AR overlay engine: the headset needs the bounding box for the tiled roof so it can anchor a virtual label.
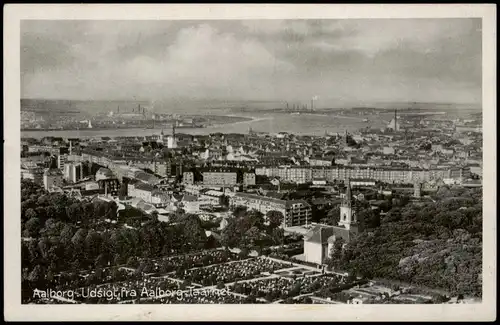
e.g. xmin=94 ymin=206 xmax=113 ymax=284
xmin=304 ymin=226 xmax=334 ymax=244
xmin=304 ymin=225 xmax=356 ymax=244
xmin=134 ymin=182 xmax=155 ymax=192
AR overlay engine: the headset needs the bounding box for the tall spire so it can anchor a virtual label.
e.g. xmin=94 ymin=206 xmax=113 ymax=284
xmin=343 ymin=179 xmax=352 ymax=207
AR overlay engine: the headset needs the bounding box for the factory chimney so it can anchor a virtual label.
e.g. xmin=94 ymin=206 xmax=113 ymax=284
xmin=395 ymin=109 xmax=398 ymax=131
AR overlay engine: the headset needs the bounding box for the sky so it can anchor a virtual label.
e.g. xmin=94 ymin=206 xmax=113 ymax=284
xmin=21 ymin=19 xmax=482 ymax=106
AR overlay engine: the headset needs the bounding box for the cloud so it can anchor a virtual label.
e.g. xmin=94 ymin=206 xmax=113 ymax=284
xmin=21 ymin=19 xmax=482 ymax=104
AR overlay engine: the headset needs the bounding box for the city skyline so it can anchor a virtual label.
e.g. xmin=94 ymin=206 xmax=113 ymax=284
xmin=21 ymin=19 xmax=482 ymax=105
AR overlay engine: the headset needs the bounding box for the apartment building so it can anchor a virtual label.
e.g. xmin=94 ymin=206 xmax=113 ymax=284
xmin=154 ymin=161 xmax=172 ymax=177
xmin=255 ymin=166 xmax=466 ymax=184
xmin=64 ymin=163 xmax=83 ymax=183
xmin=128 ymin=182 xmax=155 ymax=203
xmin=243 ymin=172 xmax=256 ymax=186
xmin=183 ymin=172 xmax=195 ymax=185
xmin=230 ymin=193 xmax=312 ymax=228
xmin=202 ymin=171 xmax=237 ymax=186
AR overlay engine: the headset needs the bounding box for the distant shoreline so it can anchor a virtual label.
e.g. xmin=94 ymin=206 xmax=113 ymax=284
xmin=21 ymin=115 xmax=254 ymax=132
xmin=20 ymin=115 xmax=265 ymax=139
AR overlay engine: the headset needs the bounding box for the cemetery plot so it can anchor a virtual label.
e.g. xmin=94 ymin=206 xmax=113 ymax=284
xmin=143 ymin=250 xmax=245 ymax=275
xmin=228 ymin=274 xmax=346 ymax=302
xmin=175 ymin=258 xmax=292 ymax=286
xmin=274 ymin=267 xmax=321 ymax=278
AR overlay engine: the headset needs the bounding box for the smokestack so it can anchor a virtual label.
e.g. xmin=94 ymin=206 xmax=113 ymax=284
xmin=311 ymin=99 xmax=314 ymax=111
xmin=395 ymin=109 xmax=397 ymax=131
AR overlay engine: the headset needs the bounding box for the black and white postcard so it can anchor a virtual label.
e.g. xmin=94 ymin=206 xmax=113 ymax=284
xmin=3 ymin=4 xmax=496 ymax=321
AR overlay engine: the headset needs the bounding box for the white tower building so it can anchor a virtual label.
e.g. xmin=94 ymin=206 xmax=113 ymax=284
xmin=338 ymin=180 xmax=356 ymax=230
xmin=167 ymin=125 xmax=178 ymax=149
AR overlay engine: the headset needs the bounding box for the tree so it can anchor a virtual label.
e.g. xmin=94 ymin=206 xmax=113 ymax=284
xmin=59 ymin=224 xmax=75 ymax=244
xmin=219 ymin=195 xmax=230 ymax=207
xmin=245 ymin=294 xmax=257 ymax=303
xmin=136 ymin=260 xmax=155 ymax=274
xmin=127 ymin=256 xmax=139 ymax=268
xmin=150 ymin=211 xmax=159 ymax=223
xmin=358 ymin=209 xmax=380 ymax=229
xmin=28 ymin=265 xmax=45 ymax=285
xmin=40 ymin=218 xmax=64 ymax=238
xmin=25 ymin=208 xmax=38 ymax=220
xmin=247 ymin=209 xmax=265 ymax=230
xmin=84 ymin=230 xmax=102 ymax=258
xmin=327 ymin=238 xmax=345 ymax=270
xmin=24 ymin=217 xmax=42 ymax=237
xmin=181 ymin=214 xmax=207 ymax=249
xmin=239 ymin=247 xmax=250 ymax=258
xmin=95 ymin=253 xmax=108 ymax=268
xmin=271 ymin=228 xmax=285 ymax=246
xmin=266 ymin=210 xmax=284 ymax=229
xmin=66 ymin=203 xmax=82 ymax=222
xmin=221 ymin=218 xmax=241 ymax=248
xmin=245 ymin=226 xmax=261 ymax=247
xmin=327 ymin=207 xmax=341 ymax=225
xmin=233 ymin=205 xmax=248 ymax=218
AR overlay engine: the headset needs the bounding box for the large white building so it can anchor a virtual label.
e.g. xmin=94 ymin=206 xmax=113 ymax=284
xmin=303 ymin=181 xmax=361 ymax=265
xmin=167 ymin=125 xmax=178 ymax=149
xmin=64 ymin=163 xmax=83 ymax=183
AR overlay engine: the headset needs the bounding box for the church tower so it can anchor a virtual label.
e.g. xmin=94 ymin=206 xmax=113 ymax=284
xmin=167 ymin=125 xmax=177 ymax=149
xmin=338 ymin=180 xmax=356 ymax=230
xmin=159 ymin=129 xmax=164 ymax=142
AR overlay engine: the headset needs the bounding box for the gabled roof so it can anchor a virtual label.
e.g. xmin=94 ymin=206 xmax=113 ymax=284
xmin=304 ymin=226 xmax=334 ymax=244
xmin=134 ymin=182 xmax=155 ymax=192
xmin=304 ymin=225 xmax=357 ymax=244
xmin=331 ymin=226 xmax=353 ymax=243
